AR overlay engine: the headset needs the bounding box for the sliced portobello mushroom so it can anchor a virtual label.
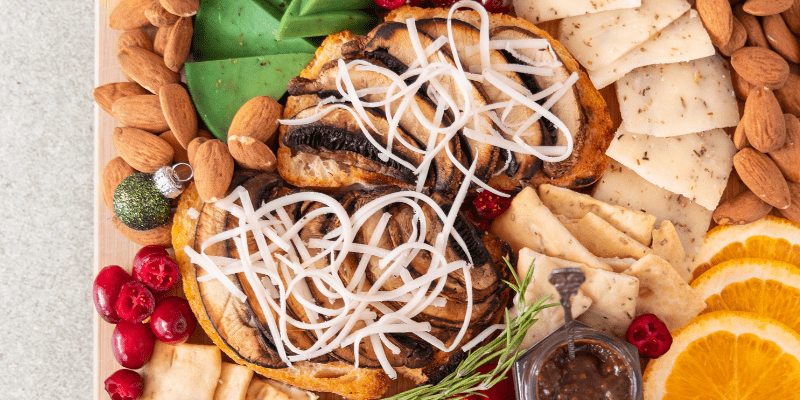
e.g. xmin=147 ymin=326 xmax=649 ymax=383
xmin=288 ymin=64 xmax=465 ymax=193
xmin=490 ymin=26 xmax=586 ymax=180
xmin=191 ymin=172 xmax=335 ymax=368
xmin=414 ymin=18 xmax=545 ymax=182
xmin=283 ymin=106 xmax=426 ymax=186
xmin=344 ymin=22 xmax=501 ymax=184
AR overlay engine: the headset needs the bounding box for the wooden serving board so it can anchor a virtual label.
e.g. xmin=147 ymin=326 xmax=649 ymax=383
xmin=93 ymin=2 xmax=743 ymax=399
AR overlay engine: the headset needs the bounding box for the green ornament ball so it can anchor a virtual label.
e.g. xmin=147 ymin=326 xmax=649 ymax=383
xmin=113 ymin=173 xmax=171 ymax=231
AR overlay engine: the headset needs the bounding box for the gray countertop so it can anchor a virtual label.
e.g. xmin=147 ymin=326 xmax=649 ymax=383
xmin=0 ymin=1 xmax=95 ymax=399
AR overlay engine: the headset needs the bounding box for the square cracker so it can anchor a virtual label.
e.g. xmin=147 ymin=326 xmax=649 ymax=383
xmin=622 ymin=253 xmax=706 ymax=331
xmin=538 ymin=184 xmax=656 ymax=246
xmin=142 ymin=342 xmax=222 ymax=400
xmin=490 ymin=187 xmax=611 ymax=271
xmin=516 ymin=248 xmax=593 ymax=349
xmin=651 ymin=220 xmax=691 ymax=282
xmin=214 ymin=362 xmax=254 ymax=400
xmin=557 ymin=213 xmax=651 ymax=263
xmin=525 ymin=252 xmax=639 ymax=338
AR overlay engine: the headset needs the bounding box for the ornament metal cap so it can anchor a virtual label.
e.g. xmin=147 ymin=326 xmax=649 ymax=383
xmin=153 ymin=163 xmax=193 ymax=199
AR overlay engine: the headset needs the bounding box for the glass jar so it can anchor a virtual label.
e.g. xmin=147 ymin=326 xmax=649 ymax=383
xmin=512 ymin=321 xmax=644 ymax=400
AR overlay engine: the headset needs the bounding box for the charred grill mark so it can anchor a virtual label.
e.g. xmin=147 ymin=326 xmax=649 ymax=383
xmin=284 ymin=125 xmax=418 ymax=182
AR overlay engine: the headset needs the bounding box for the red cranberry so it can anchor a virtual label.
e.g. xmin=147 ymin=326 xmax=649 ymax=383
xmin=93 ymin=265 xmax=134 ymax=324
xmin=115 ymin=281 xmax=156 ymax=324
xmin=626 ymin=314 xmax=673 ymax=358
xmin=479 ymin=0 xmax=510 ymax=13
xmin=112 ymin=320 xmax=156 ymax=369
xmin=150 ymin=296 xmax=197 ymax=345
xmin=374 ymin=0 xmax=425 ymax=9
xmin=104 ymin=369 xmax=143 ymax=400
xmin=132 ymin=245 xmax=180 ymax=292
xmin=473 ymin=188 xmax=512 ymax=219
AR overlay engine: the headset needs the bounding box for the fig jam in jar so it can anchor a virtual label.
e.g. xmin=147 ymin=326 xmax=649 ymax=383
xmin=536 ymin=339 xmax=632 ymax=400
xmin=511 ymin=321 xmax=643 ymax=400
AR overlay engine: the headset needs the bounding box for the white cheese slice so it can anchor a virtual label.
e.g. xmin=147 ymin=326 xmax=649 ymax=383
xmin=605 ymin=127 xmax=736 ymax=211
xmin=513 ymin=0 xmax=640 ymax=24
xmin=558 ymin=0 xmax=690 ymax=70
xmin=592 ymin=160 xmax=713 ymax=261
xmin=588 ymin=10 xmax=715 ymax=89
xmin=617 ymin=55 xmax=740 ymax=136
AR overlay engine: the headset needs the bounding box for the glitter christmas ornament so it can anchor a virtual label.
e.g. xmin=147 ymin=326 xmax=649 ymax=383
xmin=113 ymin=163 xmax=193 ymax=231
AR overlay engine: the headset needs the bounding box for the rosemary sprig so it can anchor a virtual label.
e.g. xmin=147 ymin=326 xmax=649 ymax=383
xmin=388 ymin=258 xmax=557 ymax=400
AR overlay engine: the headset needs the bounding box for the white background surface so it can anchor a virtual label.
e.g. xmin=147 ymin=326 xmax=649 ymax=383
xmin=0 ymin=1 xmax=95 ymax=398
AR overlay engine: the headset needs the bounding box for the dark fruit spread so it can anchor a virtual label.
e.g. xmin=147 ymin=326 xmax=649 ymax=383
xmin=537 ymin=339 xmax=632 ymax=400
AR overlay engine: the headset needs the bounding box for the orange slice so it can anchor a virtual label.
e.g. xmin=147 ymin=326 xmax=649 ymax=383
xmin=691 ymin=216 xmax=800 ymax=280
xmin=691 ymin=258 xmax=800 ymax=334
xmin=643 ymin=311 xmax=800 ymax=400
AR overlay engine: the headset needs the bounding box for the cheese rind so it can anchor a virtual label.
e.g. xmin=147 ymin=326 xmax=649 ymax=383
xmin=617 ymin=55 xmax=740 ymax=136
xmin=588 ymin=10 xmax=715 ymax=89
xmin=558 ymin=0 xmax=691 ymax=70
xmin=513 ymin=0 xmax=641 ymax=24
xmin=605 ymin=127 xmax=736 ymax=210
xmin=592 ymin=160 xmax=714 ymax=259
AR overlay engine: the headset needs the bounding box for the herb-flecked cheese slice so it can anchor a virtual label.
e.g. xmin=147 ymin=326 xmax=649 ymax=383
xmin=592 ymin=161 xmax=712 ymax=261
xmin=616 ymin=55 xmax=740 ymax=136
xmin=588 ymin=10 xmax=714 ymax=89
xmin=558 ymin=0 xmax=690 ymax=71
xmin=605 ymin=127 xmax=736 ymax=211
xmin=513 ymin=0 xmax=640 ymax=24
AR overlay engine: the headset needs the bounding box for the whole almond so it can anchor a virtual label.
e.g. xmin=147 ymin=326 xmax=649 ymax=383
xmin=713 ymin=189 xmax=773 ymax=225
xmin=698 ymin=0 xmax=735 ymax=46
xmin=731 ymin=46 xmax=790 ymax=90
xmin=228 ymin=96 xmax=283 ymax=143
xmin=783 ymin=0 xmax=800 ymax=35
xmin=743 ymin=0 xmax=793 ymax=15
xmin=145 ymin=0 xmax=179 ymax=27
xmin=227 ymin=135 xmax=278 ymax=172
xmin=112 ymin=215 xmax=172 ymax=247
xmin=112 ymin=94 xmax=170 ymax=133
xmin=117 ymin=46 xmax=180 ymax=94
xmin=778 ymin=181 xmax=800 ymax=222
xmin=153 ymin=25 xmax=171 ymax=56
xmin=763 ymin=14 xmax=800 ymax=63
xmin=769 ymin=114 xmax=800 ymax=182
xmin=159 ymin=83 xmax=197 ymax=148
xmin=160 ymin=0 xmax=199 ymax=17
xmin=730 ymin=65 xmax=756 ymax=101
xmin=734 ymin=147 xmax=792 ymax=208
xmin=109 ymin=0 xmax=152 ymax=30
xmin=734 ymin=4 xmax=771 ymax=48
xmin=187 ymin=137 xmax=211 ymax=166
xmin=160 ymin=131 xmax=190 ymax=164
xmin=93 ymin=82 xmax=149 ymax=116
xmin=743 ymin=87 xmax=787 ymax=152
xmin=193 ymin=140 xmax=234 ymax=202
xmin=164 ymin=17 xmax=192 ymax=72
xmin=734 ymin=118 xmax=751 ymax=149
xmin=116 ymin=29 xmax=153 ymax=56
xmin=718 ymin=15 xmax=748 ymax=55
xmin=101 ymin=157 xmax=137 ymax=211
xmin=775 ymin=64 xmax=800 ymax=115
xmin=112 ymin=127 xmax=175 ymax=173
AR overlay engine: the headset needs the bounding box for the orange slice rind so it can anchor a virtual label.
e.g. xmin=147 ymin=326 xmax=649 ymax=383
xmin=643 ymin=310 xmax=800 ymax=400
xmin=691 ymin=216 xmax=800 ymax=280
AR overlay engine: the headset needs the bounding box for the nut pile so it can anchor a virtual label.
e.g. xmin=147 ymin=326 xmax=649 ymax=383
xmin=95 ymin=0 xmax=284 ymax=247
xmin=697 ymin=0 xmax=800 ymax=226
